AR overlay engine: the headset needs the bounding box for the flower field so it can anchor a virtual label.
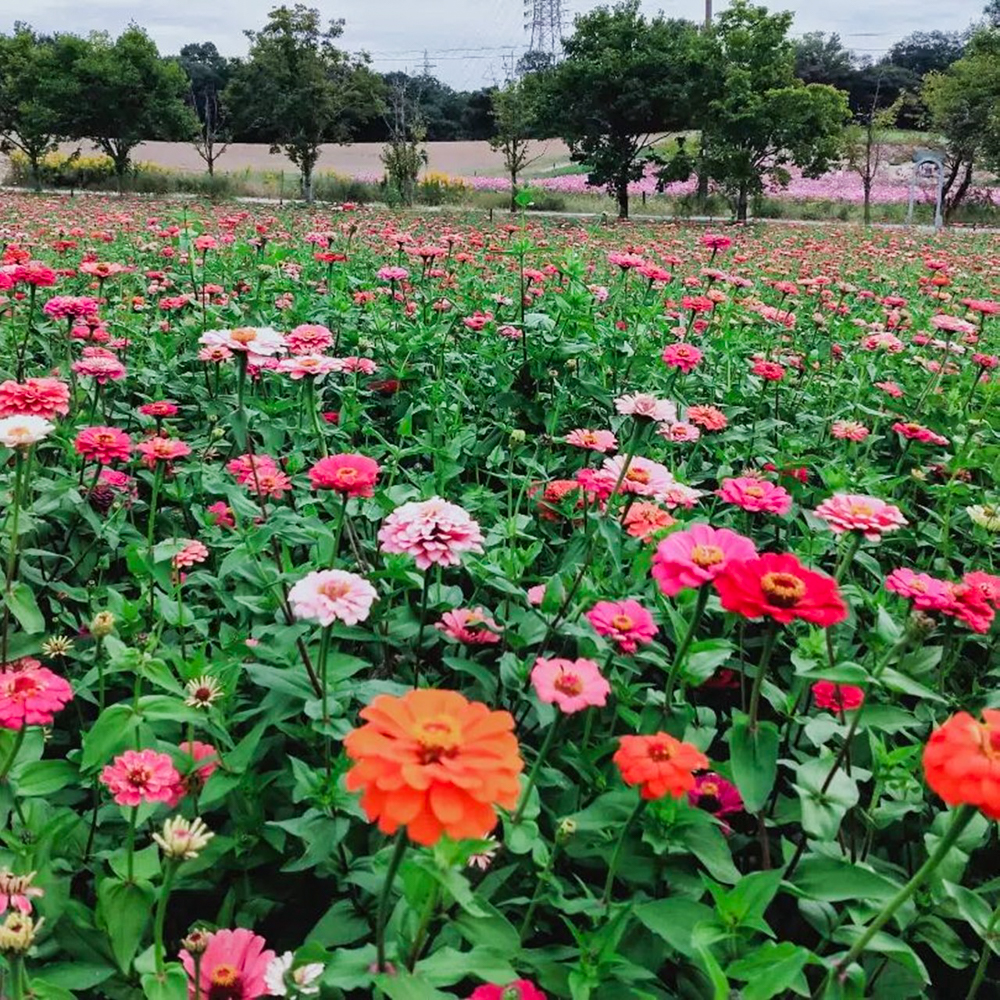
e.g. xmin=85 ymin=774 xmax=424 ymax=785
xmin=0 ymin=193 xmax=997 ymax=1000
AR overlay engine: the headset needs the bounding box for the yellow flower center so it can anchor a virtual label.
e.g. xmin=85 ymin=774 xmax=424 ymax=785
xmin=554 ymin=671 xmax=583 ymax=696
xmin=760 ymin=572 xmax=806 ymax=608
xmin=690 ymin=544 xmax=724 ymax=568
xmin=610 ymin=614 xmax=634 ymax=632
xmin=414 ymin=716 xmax=462 ymax=764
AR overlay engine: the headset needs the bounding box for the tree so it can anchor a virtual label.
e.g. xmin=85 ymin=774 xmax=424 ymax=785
xmin=987 ymin=0 xmax=1000 ymax=27
xmin=536 ymin=1 xmax=707 ymax=219
xmin=489 ymin=79 xmax=543 ymax=212
xmin=693 ymin=1 xmax=850 ymax=222
xmin=516 ymin=50 xmax=554 ymax=77
xmin=63 ymin=27 xmax=195 ymax=188
xmin=794 ymin=32 xmax=855 ymax=91
xmin=923 ymin=30 xmax=1000 ymax=219
xmin=887 ymin=31 xmax=966 ymax=79
xmin=226 ymin=5 xmax=382 ymax=203
xmin=380 ymin=75 xmax=426 ymax=205
xmin=178 ymin=42 xmax=233 ymax=175
xmin=0 ymin=27 xmax=80 ymax=191
xmin=844 ymin=82 xmax=904 ymax=226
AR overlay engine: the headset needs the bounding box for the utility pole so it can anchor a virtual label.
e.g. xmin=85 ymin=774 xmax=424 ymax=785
xmin=705 ymin=0 xmax=712 ymax=29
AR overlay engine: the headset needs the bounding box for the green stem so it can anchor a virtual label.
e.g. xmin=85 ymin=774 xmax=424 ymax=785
xmin=819 ymin=805 xmax=976 ymax=993
xmin=8 ymin=954 xmax=24 ymax=1000
xmin=414 ymin=571 xmax=431 ymax=686
xmin=307 ymin=378 xmax=329 ymax=457
xmin=146 ymin=464 xmax=163 ymax=554
xmin=376 ymin=830 xmax=409 ymax=973
xmin=153 ymin=862 xmax=176 ymax=975
xmin=519 ymin=839 xmax=561 ymax=941
xmin=604 ymin=419 xmax=647 ymax=518
xmin=125 ymin=805 xmax=139 ymax=884
xmin=318 ymin=624 xmax=333 ymax=775
xmin=965 ymin=900 xmax=1000 ymax=1000
xmin=332 ymin=492 xmax=349 ymax=561
xmin=2 ymin=449 xmax=26 ymax=664
xmin=405 ymin=881 xmax=441 ymax=971
xmin=834 ymin=532 xmax=863 ymax=584
xmin=602 ymin=798 xmax=646 ymax=907
xmin=747 ymin=621 xmax=780 ymax=733
xmin=0 ymin=727 xmax=26 ymax=781
xmin=662 ymin=586 xmax=710 ymax=714
xmin=513 ymin=716 xmax=561 ymax=825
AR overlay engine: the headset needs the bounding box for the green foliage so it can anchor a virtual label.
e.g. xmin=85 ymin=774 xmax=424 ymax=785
xmin=489 ymin=79 xmax=542 ymax=212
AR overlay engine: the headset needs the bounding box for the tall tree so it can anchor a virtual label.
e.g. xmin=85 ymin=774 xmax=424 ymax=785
xmin=63 ymin=27 xmax=195 ymax=188
xmin=226 ymin=5 xmax=382 ymax=203
xmin=887 ymin=31 xmax=967 ymax=79
xmin=0 ymin=27 xmax=81 ymax=191
xmin=794 ymin=32 xmax=855 ymax=91
xmin=536 ymin=1 xmax=708 ymax=219
xmin=844 ymin=83 xmax=904 ymax=226
xmin=693 ymin=1 xmax=849 ymax=221
xmin=178 ymin=42 xmax=233 ymax=175
xmin=489 ymin=79 xmax=543 ymax=212
xmin=380 ymin=75 xmax=426 ymax=205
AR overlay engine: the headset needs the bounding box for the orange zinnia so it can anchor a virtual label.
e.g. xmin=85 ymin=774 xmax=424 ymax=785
xmin=613 ymin=733 xmax=709 ymax=801
xmin=923 ymin=709 xmax=1000 ymax=819
xmin=344 ymin=689 xmax=523 ymax=845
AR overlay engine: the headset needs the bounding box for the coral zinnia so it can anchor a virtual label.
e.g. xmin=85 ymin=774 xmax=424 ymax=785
xmin=0 ymin=659 xmax=73 ymax=729
xmin=74 ymin=426 xmax=132 ymax=465
xmin=180 ymin=928 xmax=275 ymax=1000
xmin=923 ymin=710 xmax=1000 ymax=819
xmin=584 ymin=599 xmax=657 ymax=654
xmin=0 ymin=378 xmax=71 ymax=419
xmin=344 ymin=689 xmax=522 ymax=845
xmin=622 ymin=502 xmax=675 ymax=541
xmin=613 ymin=733 xmax=708 ymax=800
xmin=309 ymin=453 xmax=381 ymax=496
xmin=378 ymin=497 xmax=484 ymax=570
xmin=651 ymin=523 xmax=757 ymax=596
xmin=714 ymin=553 xmax=848 ymax=627
xmin=136 ymin=436 xmax=191 ymax=468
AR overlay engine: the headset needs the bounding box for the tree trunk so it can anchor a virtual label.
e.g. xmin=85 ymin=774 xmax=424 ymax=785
xmin=509 ymin=168 xmax=517 ymax=213
xmin=29 ymin=156 xmax=41 ymax=194
xmin=616 ymin=177 xmax=629 ymax=220
xmin=945 ymin=158 xmax=974 ymax=222
xmin=736 ymin=183 xmax=749 ymax=223
xmin=863 ymin=177 xmax=872 ymax=227
xmin=301 ymin=163 xmax=314 ymax=204
xmin=207 ymin=154 xmax=214 ymax=178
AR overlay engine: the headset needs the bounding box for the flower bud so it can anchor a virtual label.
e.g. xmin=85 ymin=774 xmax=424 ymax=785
xmin=181 ymin=928 xmax=213 ymax=955
xmin=556 ymin=818 xmax=577 ymax=843
xmin=90 ymin=611 xmax=115 ymax=638
xmin=509 ymin=429 xmax=526 ymax=445
xmin=0 ymin=913 xmax=42 ymax=954
xmin=153 ymin=816 xmax=214 ymax=860
xmin=907 ymin=611 xmax=937 ymax=639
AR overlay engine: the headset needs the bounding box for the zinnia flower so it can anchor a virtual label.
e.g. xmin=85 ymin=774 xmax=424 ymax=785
xmin=600 ymin=454 xmax=675 ymax=501
xmin=584 ymin=599 xmax=656 ymax=654
xmin=615 ymin=393 xmax=677 ymax=423
xmin=172 ymin=540 xmax=209 ymax=570
xmin=74 ymin=426 xmax=132 ymax=465
xmin=688 ymin=772 xmax=743 ymax=820
xmin=831 ymin=420 xmax=869 ymax=442
xmin=530 ymin=657 xmax=610 ymax=714
xmin=468 ymin=982 xmax=546 ymax=1000
xmin=885 ymin=568 xmax=951 ymax=610
xmin=180 ymin=928 xmax=275 ymax=1000
xmin=72 ymin=356 xmax=126 ymax=383
xmin=565 ymin=429 xmax=617 ymax=453
xmin=813 ymin=494 xmax=907 ymax=541
xmin=100 ymin=749 xmax=181 ymax=807
xmin=613 ymin=733 xmax=709 ymax=800
xmin=0 ymin=415 xmax=54 ymax=449
xmin=662 ymin=343 xmax=703 ymax=372
xmin=714 ymin=553 xmax=848 ymax=627
xmin=264 ymin=952 xmax=324 ymax=997
xmin=812 ymin=681 xmax=865 ymax=712
xmin=0 ymin=660 xmax=73 ymax=729
xmin=0 ymin=871 xmax=43 ymax=915
xmin=968 ymin=504 xmax=1000 ymax=532
xmin=286 ymin=323 xmax=333 ymax=353
xmin=686 ymin=405 xmax=727 ymax=431
xmin=923 ymin=710 xmax=1000 ymax=819
xmin=436 ymin=608 xmax=502 ymax=644
xmin=288 ymin=569 xmax=377 ymax=626
xmin=378 ymin=497 xmax=484 ymax=570
xmin=717 ymin=477 xmax=792 ymax=516
xmin=651 ymin=524 xmax=757 ymax=596
xmin=623 ymin=502 xmax=676 ymax=541
xmin=344 ymin=689 xmax=523 ymax=845
xmin=892 ymin=421 xmax=949 ymax=446
xmin=309 ymin=454 xmax=380 ymax=496
xmin=0 ymin=378 xmax=71 ymax=419
xmin=199 ymin=327 xmax=286 ymax=357
xmin=136 ymin=436 xmax=191 ymax=468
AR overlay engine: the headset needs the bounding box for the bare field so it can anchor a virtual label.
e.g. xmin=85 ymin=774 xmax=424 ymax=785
xmin=51 ymin=140 xmax=574 ymax=178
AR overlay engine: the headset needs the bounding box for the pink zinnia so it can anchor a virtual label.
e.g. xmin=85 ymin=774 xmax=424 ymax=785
xmin=172 ymin=540 xmax=209 ymax=569
xmin=686 ymin=405 xmax=727 ymax=432
xmin=831 ymin=420 xmax=869 ymax=442
xmin=939 ymin=581 xmax=996 ymax=634
xmin=884 ymin=568 xmax=951 ymax=610
xmin=751 ymin=359 xmax=786 ymax=381
xmin=874 ymin=381 xmax=904 ymax=398
xmin=717 ymin=477 xmax=792 ymax=515
xmin=892 ymin=421 xmax=949 ymax=446
xmin=623 ymin=502 xmax=676 ymax=541
xmin=138 ymin=401 xmax=179 ymax=418
xmin=526 ymin=584 xmax=546 ymax=606
xmin=309 ymin=454 xmax=380 ymax=496
xmin=378 ymin=497 xmax=484 ymax=570
xmin=658 ymin=421 xmax=700 ymax=443
xmin=207 ymin=501 xmax=235 ymax=529
xmin=615 ymin=393 xmax=677 ymax=423
xmin=600 ymin=454 xmax=675 ymax=501
xmin=181 ymin=928 xmax=275 ymax=1000
xmin=436 ymin=608 xmax=502 ymax=644
xmin=812 ymin=681 xmax=865 ymax=712
xmin=531 ymin=657 xmax=610 ymax=714
xmin=814 ymin=494 xmax=907 ymax=541
xmin=276 ymin=354 xmax=341 ymax=379
xmin=662 ymin=343 xmax=703 ymax=373
xmin=964 ymin=571 xmax=1000 ymax=610
xmin=585 ymin=599 xmax=657 ymax=654
xmin=337 ymin=356 xmax=377 ymax=374
xmin=72 ymin=356 xmax=126 ymax=383
xmin=286 ymin=323 xmax=334 ymax=353
xmin=100 ymin=749 xmax=181 ymax=807
xmin=136 ymin=436 xmax=191 ymax=468
xmin=565 ymin=428 xmax=617 ymax=453
xmin=377 ymin=265 xmax=409 ymax=282
xmin=288 ymin=569 xmax=377 ymax=626
xmin=0 ymin=378 xmax=71 ymax=419
xmin=468 ymin=983 xmax=546 ymax=1000
xmin=0 ymin=659 xmax=73 ymax=730
xmin=74 ymin=426 xmax=132 ymax=465
xmin=651 ymin=523 xmax=757 ymax=596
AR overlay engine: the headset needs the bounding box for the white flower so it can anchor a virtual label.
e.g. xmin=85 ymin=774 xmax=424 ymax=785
xmin=199 ymin=326 xmax=286 ymax=356
xmin=265 ymin=952 xmax=324 ymax=997
xmin=152 ymin=816 xmax=213 ymax=860
xmin=0 ymin=415 xmax=54 ymax=449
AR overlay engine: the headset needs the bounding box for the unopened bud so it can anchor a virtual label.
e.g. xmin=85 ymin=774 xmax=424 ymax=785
xmin=556 ymin=818 xmax=577 ymax=842
xmin=908 ymin=611 xmax=937 ymax=639
xmin=90 ymin=611 xmax=115 ymax=638
xmin=0 ymin=912 xmax=42 ymax=954
xmin=153 ymin=816 xmax=214 ymax=860
xmin=509 ymin=429 xmax=526 ymax=445
xmin=181 ymin=928 xmax=213 ymax=955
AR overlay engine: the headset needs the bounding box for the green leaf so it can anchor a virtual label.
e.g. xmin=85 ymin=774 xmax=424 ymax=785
xmin=792 ymin=856 xmax=900 ymax=903
xmin=141 ymin=965 xmax=189 ymax=1000
xmin=97 ymin=876 xmax=154 ymax=973
xmin=727 ymin=942 xmax=811 ymax=1000
xmin=795 ymin=758 xmax=860 ymax=840
xmin=81 ymin=704 xmax=138 ymax=770
xmin=417 ymin=946 xmax=517 ymax=988
xmin=375 ymin=971 xmax=454 ymax=1000
xmin=5 ymin=581 xmax=45 ymax=633
xmin=729 ymin=716 xmax=780 ymax=813
xmin=635 ymin=897 xmax=716 ymax=958
xmin=13 ymin=759 xmax=78 ymax=797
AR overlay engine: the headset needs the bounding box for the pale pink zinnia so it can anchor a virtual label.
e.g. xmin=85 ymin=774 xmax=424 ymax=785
xmin=100 ymin=749 xmax=181 ymax=807
xmin=286 ymin=323 xmax=333 ymax=353
xmin=651 ymin=523 xmax=758 ymax=596
xmin=831 ymin=420 xmax=869 ymax=442
xmin=288 ymin=570 xmax=377 ymax=626
xmin=585 ymin=599 xmax=657 ymax=654
xmin=199 ymin=327 xmax=286 ymax=357
xmin=716 ymin=476 xmax=792 ymax=515
xmin=600 ymin=454 xmax=675 ymax=501
xmin=172 ymin=539 xmax=210 ymax=569
xmin=276 ymin=354 xmax=341 ymax=380
xmin=814 ymin=494 xmax=907 ymax=541
xmin=565 ymin=428 xmax=617 ymax=453
xmin=615 ymin=393 xmax=677 ymax=423
xmin=378 ymin=497 xmax=484 ymax=570
xmin=436 ymin=607 xmax=502 ymax=644
xmin=657 ymin=421 xmax=701 ymax=443
xmin=531 ymin=657 xmax=610 ymax=714
xmin=181 ymin=928 xmax=275 ymax=1000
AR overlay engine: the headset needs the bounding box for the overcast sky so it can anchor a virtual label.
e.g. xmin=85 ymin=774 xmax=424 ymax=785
xmin=10 ymin=0 xmax=986 ymax=88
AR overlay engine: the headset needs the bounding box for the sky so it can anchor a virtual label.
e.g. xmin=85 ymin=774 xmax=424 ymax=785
xmin=10 ymin=0 xmax=987 ymax=89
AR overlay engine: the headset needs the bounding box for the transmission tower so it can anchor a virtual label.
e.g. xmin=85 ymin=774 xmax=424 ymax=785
xmin=523 ymin=0 xmax=564 ymax=56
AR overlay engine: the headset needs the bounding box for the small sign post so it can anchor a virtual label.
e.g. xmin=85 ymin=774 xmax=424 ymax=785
xmin=908 ymin=149 xmax=945 ymax=230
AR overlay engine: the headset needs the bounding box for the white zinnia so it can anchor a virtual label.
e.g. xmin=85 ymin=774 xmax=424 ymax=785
xmin=0 ymin=415 xmax=54 ymax=448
